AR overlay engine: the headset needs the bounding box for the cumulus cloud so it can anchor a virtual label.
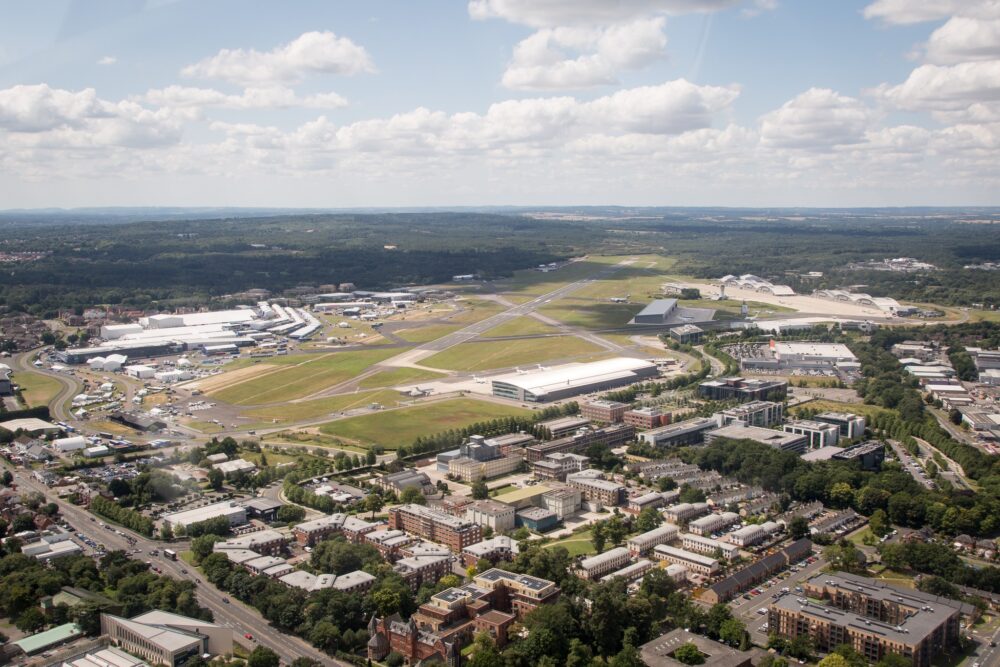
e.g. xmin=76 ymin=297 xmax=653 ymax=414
xmin=925 ymin=17 xmax=1000 ymax=64
xmin=742 ymin=0 xmax=778 ymax=18
xmin=97 ymin=56 xmax=117 ymax=66
xmin=0 ymin=84 xmax=185 ymax=149
xmin=182 ymin=31 xmax=374 ymax=85
xmin=501 ymin=18 xmax=668 ymax=89
xmin=139 ymin=85 xmax=348 ymax=109
xmin=863 ymin=0 xmax=1000 ymax=25
xmin=876 ymin=61 xmax=1000 ymax=112
xmin=469 ymin=0 xmax=740 ymax=27
xmin=760 ymin=88 xmax=874 ymax=149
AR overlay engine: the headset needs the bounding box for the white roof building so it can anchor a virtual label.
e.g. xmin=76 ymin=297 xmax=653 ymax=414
xmin=162 ymin=501 xmax=247 ymax=530
xmin=492 ymin=357 xmax=659 ymax=402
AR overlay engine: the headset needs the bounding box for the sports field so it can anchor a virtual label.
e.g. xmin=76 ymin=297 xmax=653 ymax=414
xmin=240 ymin=388 xmax=402 ymax=424
xmin=207 ymin=347 xmax=403 ymax=405
xmin=12 ymin=371 xmax=63 ymax=407
xmin=317 ymin=398 xmax=530 ymax=449
xmin=482 ymin=316 xmax=558 ymax=337
xmin=357 ymin=367 xmax=446 ymax=389
xmin=422 ymin=335 xmax=605 ymax=371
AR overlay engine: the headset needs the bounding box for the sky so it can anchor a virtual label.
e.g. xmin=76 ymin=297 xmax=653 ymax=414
xmin=0 ymin=0 xmax=998 ymax=208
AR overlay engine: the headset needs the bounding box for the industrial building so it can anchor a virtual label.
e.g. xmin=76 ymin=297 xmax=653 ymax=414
xmin=669 ymin=324 xmax=704 ymax=344
xmin=812 ymin=289 xmax=904 ymax=314
xmin=633 ymin=299 xmax=679 ymax=325
xmin=704 ymin=423 xmax=808 ymax=454
xmin=720 ymin=274 xmax=796 ymax=296
xmin=769 ymin=573 xmax=967 ymax=667
xmin=161 ymin=501 xmax=247 ymax=532
xmin=491 ymin=357 xmax=659 ymax=402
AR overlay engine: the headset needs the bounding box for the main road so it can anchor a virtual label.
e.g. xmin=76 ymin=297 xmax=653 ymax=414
xmin=9 ymin=467 xmax=345 ymax=666
xmin=11 ymin=347 xmax=81 ymax=422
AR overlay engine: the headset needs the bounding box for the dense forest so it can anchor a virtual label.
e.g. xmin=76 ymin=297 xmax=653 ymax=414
xmin=1 ymin=208 xmax=999 ymax=316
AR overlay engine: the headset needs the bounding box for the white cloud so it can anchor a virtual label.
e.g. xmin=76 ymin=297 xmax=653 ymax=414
xmin=139 ymin=85 xmax=348 ymax=109
xmin=0 ymin=84 xmax=112 ymax=132
xmin=876 ymin=60 xmax=1000 ymax=113
xmin=182 ymin=31 xmax=374 ymax=85
xmin=863 ymin=0 xmax=1000 ymax=25
xmin=97 ymin=56 xmax=117 ymax=66
xmin=469 ymin=0 xmax=740 ymax=28
xmin=760 ymin=88 xmax=874 ymax=149
xmin=925 ymin=17 xmax=1000 ymax=64
xmin=501 ymin=18 xmax=668 ymax=89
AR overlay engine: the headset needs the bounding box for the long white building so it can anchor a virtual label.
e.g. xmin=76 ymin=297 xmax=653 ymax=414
xmin=578 ymin=547 xmax=631 ymax=580
xmin=627 ymin=523 xmax=679 ymax=556
xmin=492 ymin=358 xmax=659 ymax=403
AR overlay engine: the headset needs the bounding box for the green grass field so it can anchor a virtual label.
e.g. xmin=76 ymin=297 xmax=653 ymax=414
xmin=317 ymin=398 xmax=531 ymax=449
xmin=447 ymin=299 xmax=506 ymax=325
xmin=500 ymin=255 xmax=628 ymax=297
xmin=482 ymin=317 xmax=559 ymax=337
xmin=357 ymin=367 xmax=446 ymax=389
xmin=539 ymin=297 xmax=644 ymax=329
xmin=423 ymin=336 xmax=605 ymax=371
xmin=394 ymin=324 xmax=463 ymax=344
xmin=792 ymin=399 xmax=891 ymax=421
xmin=543 ymin=530 xmax=596 ymax=556
xmin=209 ymin=347 xmax=403 ymax=405
xmin=12 ymin=371 xmax=63 ymax=407
xmin=240 ymin=388 xmax=403 ymax=424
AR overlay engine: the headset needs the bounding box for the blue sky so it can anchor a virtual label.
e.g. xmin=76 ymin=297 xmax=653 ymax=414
xmin=0 ymin=0 xmax=997 ymax=207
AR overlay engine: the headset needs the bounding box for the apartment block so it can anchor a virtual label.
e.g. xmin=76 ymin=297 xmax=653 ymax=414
xmin=688 ymin=512 xmax=741 ymax=536
xmin=577 ymin=547 xmax=631 ymax=580
xmin=389 ymin=503 xmax=482 ymax=552
xmin=627 ymin=523 xmax=679 ymax=556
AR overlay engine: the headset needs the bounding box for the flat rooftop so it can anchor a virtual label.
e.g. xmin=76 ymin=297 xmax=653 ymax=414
xmin=492 ymin=358 xmax=658 ymax=395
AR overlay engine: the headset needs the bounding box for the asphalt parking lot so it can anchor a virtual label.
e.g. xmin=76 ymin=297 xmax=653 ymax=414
xmin=725 ymin=552 xmax=828 ymax=646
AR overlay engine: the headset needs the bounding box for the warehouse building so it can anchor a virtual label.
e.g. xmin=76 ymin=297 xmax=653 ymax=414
xmin=633 ymin=299 xmax=679 ymax=325
xmin=162 ymin=501 xmax=247 ymax=532
xmin=492 ymin=358 xmax=659 ymax=402
xmin=740 ymin=340 xmax=859 ymax=372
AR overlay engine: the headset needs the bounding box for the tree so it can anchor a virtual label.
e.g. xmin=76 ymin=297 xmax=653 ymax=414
xmin=399 ymin=486 xmax=426 ymax=505
xmin=869 ymin=509 xmax=890 ymax=538
xmin=247 ymin=646 xmax=280 ymax=667
xmin=673 ymin=643 xmax=706 ymax=665
xmin=365 ymin=493 xmax=385 ymax=519
xmin=207 ymin=468 xmax=224 ymax=491
xmin=366 ymin=450 xmax=377 ymax=466
xmin=875 ymin=654 xmax=913 ymax=667
xmin=591 ymin=522 xmax=607 ymax=553
xmin=471 ymin=480 xmax=489 ymax=500
xmin=719 ymin=618 xmax=747 ymax=649
xmin=825 ymin=540 xmax=866 ymax=574
xmin=1 ymin=471 xmax=12 ymax=486
xmin=635 ymin=507 xmax=662 ymax=533
xmin=818 ymin=656 xmax=851 ymax=667
xmin=15 ymin=607 xmax=46 ymax=633
xmin=385 ymin=653 xmax=405 ymax=667
xmin=191 ymin=534 xmax=222 ymax=562
xmin=276 ymin=505 xmax=306 ymax=523
xmin=159 ymin=523 xmax=173 ymax=541
xmin=606 ymin=515 xmax=628 ymax=546
xmin=829 ymin=482 xmax=855 ymax=508
xmin=788 ymin=516 xmax=810 ymax=540
xmin=467 ymin=631 xmax=504 ymax=667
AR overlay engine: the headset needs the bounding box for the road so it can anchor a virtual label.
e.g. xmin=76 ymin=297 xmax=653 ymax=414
xmin=969 ymin=619 xmax=1000 ymax=667
xmin=9 ymin=467 xmax=345 ymax=666
xmin=11 ymin=347 xmax=81 ymax=422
